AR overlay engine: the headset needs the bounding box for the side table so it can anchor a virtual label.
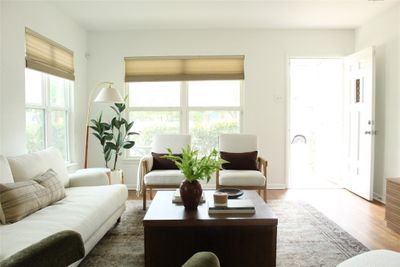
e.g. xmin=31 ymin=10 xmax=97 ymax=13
xmin=386 ymin=177 xmax=400 ymax=234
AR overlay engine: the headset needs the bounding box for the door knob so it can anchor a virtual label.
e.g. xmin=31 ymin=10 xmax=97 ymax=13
xmin=365 ymin=130 xmax=377 ymax=135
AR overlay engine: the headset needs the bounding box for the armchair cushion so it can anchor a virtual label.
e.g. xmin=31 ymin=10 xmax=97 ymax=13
xmin=151 ymin=152 xmax=181 ymax=170
xmin=219 ymin=170 xmax=266 ymax=187
xmin=220 ymin=151 xmax=258 ymax=170
xmin=144 ymin=170 xmax=185 ymax=186
xmin=69 ymin=169 xmax=109 ymax=187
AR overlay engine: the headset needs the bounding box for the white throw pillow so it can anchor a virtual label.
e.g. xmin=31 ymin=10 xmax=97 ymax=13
xmin=7 ymin=147 xmax=69 ymax=187
xmin=0 ymin=155 xmax=14 ymax=183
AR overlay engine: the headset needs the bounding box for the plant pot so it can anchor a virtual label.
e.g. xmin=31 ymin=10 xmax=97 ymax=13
xmin=180 ymin=180 xmax=203 ymax=210
xmin=108 ymin=169 xmax=123 ymax=184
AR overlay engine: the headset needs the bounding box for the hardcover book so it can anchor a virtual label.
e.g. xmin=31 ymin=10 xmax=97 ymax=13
xmin=208 ymin=199 xmax=255 ymax=214
xmin=172 ymin=189 xmax=205 ymax=204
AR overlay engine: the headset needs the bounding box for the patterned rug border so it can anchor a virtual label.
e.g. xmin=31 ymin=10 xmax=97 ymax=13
xmin=294 ymin=201 xmax=369 ymax=257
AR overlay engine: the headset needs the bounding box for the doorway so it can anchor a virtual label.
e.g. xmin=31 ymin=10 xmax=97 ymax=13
xmin=288 ymin=58 xmax=344 ymax=189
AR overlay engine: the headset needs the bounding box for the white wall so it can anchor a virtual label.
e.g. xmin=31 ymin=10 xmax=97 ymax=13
xmin=355 ymin=5 xmax=400 ymax=200
xmin=87 ymin=29 xmax=354 ymax=189
xmin=0 ymin=1 xmax=87 ymax=167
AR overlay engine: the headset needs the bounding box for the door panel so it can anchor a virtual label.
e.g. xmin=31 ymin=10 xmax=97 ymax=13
xmin=344 ymin=47 xmax=375 ymax=200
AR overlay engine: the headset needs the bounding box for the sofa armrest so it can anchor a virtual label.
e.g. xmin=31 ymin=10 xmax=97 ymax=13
xmin=0 ymin=230 xmax=84 ymax=267
xmin=69 ymin=169 xmax=109 ymax=187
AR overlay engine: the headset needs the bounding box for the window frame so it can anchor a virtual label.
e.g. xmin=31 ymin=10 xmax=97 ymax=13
xmin=25 ymin=69 xmax=73 ymax=162
xmin=124 ymin=80 xmax=244 ymax=159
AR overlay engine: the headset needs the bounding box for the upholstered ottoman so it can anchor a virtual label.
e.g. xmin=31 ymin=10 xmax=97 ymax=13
xmin=337 ymin=250 xmax=400 ymax=267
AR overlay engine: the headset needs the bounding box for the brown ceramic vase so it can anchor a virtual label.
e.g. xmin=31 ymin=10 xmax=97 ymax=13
xmin=179 ymin=180 xmax=203 ymax=210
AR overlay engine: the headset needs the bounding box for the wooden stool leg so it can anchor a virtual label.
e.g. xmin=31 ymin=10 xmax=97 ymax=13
xmin=263 ymin=188 xmax=267 ymax=202
xmin=257 ymin=189 xmax=261 ymax=195
xmin=150 ymin=188 xmax=153 ymax=200
xmin=143 ymin=186 xmax=147 ymax=210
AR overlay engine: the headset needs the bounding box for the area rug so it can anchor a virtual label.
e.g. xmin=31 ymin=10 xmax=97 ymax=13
xmin=80 ymin=200 xmax=368 ymax=267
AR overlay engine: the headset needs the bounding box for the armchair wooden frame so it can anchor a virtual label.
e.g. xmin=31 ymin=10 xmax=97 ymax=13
xmin=140 ymin=159 xmax=181 ymax=210
xmin=216 ymin=156 xmax=268 ymax=201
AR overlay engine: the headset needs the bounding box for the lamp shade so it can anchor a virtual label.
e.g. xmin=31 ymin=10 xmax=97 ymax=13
xmin=94 ymin=84 xmax=124 ymax=103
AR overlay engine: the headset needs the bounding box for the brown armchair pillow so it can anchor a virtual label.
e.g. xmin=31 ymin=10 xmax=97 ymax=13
xmin=151 ymin=152 xmax=181 ymax=170
xmin=220 ymin=151 xmax=258 ymax=170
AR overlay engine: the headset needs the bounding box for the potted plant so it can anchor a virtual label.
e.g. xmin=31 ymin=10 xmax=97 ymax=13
xmin=90 ymin=101 xmax=138 ymax=182
xmin=163 ymin=146 xmax=227 ymax=210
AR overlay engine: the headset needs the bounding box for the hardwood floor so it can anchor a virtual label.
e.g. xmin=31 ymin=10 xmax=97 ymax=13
xmin=128 ymin=188 xmax=400 ymax=252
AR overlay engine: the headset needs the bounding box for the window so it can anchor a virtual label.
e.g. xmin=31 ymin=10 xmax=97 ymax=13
xmin=127 ymin=80 xmax=242 ymax=156
xmin=25 ymin=68 xmax=72 ymax=160
xmin=25 ymin=28 xmax=74 ymax=161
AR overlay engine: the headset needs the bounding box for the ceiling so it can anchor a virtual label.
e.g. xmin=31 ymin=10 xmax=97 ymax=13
xmin=47 ymin=0 xmax=400 ymax=31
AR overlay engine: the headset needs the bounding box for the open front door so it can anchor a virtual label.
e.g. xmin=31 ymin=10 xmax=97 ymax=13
xmin=343 ymin=47 xmax=376 ymax=201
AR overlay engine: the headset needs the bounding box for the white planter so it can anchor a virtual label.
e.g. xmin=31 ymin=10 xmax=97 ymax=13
xmin=108 ymin=169 xmax=124 ymax=184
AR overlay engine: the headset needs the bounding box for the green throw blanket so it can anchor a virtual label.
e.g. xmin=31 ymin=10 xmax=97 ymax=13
xmin=0 ymin=230 xmax=85 ymax=267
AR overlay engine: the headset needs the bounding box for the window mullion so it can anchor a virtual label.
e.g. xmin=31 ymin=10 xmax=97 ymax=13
xmin=44 ymin=75 xmax=50 ymax=149
xmin=181 ymin=81 xmax=188 ymax=134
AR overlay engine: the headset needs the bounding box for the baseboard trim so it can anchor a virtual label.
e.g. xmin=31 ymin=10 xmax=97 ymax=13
xmin=267 ymin=183 xmax=287 ymax=189
xmin=373 ymin=192 xmax=386 ymax=204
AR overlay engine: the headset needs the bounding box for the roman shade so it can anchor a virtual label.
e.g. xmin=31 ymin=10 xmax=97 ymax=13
xmin=124 ymin=56 xmax=244 ymax=82
xmin=25 ymin=28 xmax=75 ymax=80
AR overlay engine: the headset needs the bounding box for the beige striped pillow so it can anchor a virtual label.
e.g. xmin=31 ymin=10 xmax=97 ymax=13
xmin=0 ymin=181 xmax=51 ymax=224
xmin=33 ymin=169 xmax=66 ymax=203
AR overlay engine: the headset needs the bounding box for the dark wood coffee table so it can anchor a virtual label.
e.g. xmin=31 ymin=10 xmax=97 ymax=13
xmin=143 ymin=190 xmax=278 ymax=267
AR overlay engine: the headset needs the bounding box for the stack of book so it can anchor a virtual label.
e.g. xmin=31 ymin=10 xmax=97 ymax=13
xmin=172 ymin=189 xmax=205 ymax=204
xmin=208 ymin=199 xmax=255 ymax=214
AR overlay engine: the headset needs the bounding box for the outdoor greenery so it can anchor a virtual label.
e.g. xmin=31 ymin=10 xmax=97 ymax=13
xmin=26 ymin=109 xmax=45 ymax=152
xmin=25 ymin=70 xmax=71 ymax=160
xmin=129 ymin=110 xmax=239 ymax=156
xmin=91 ymin=100 xmax=138 ymax=170
xmin=162 ymin=146 xmax=227 ymax=182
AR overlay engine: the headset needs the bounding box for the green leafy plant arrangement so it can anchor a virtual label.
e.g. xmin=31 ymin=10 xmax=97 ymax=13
xmin=90 ymin=100 xmax=138 ymax=170
xmin=163 ymin=146 xmax=228 ymax=182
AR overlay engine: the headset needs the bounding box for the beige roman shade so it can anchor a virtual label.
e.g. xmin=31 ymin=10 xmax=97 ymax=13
xmin=124 ymin=56 xmax=244 ymax=82
xmin=25 ymin=28 xmax=75 ymax=80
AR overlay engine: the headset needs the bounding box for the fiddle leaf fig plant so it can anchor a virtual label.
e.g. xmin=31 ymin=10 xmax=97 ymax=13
xmin=163 ymin=146 xmax=227 ymax=182
xmin=90 ymin=98 xmax=139 ymax=170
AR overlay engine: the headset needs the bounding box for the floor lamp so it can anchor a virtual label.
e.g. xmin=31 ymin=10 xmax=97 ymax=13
xmin=84 ymin=82 xmax=124 ymax=168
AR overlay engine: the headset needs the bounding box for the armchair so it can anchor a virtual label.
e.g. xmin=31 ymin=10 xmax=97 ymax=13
xmin=139 ymin=134 xmax=191 ymax=210
xmin=217 ymin=134 xmax=268 ymax=201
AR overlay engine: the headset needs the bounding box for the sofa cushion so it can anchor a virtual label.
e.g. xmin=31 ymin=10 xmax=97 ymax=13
xmin=0 ymin=181 xmax=51 ymax=224
xmin=33 ymin=169 xmax=66 ymax=204
xmin=220 ymin=151 xmax=258 ymax=170
xmin=144 ymin=170 xmax=185 ymax=185
xmin=0 ymin=184 xmax=128 ymax=260
xmin=7 ymin=147 xmax=69 ymax=187
xmin=219 ymin=170 xmax=266 ymax=186
xmin=151 ymin=152 xmax=180 ymax=170
xmin=0 ymin=156 xmax=14 ymax=184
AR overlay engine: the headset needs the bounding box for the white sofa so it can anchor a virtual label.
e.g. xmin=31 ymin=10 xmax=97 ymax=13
xmin=0 ymin=148 xmax=128 ymax=266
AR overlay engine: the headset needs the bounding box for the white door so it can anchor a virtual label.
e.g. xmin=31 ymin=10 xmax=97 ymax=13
xmin=343 ymin=47 xmax=376 ymax=201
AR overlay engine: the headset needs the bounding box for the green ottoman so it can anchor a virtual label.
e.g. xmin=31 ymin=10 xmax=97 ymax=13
xmin=182 ymin=251 xmax=220 ymax=267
